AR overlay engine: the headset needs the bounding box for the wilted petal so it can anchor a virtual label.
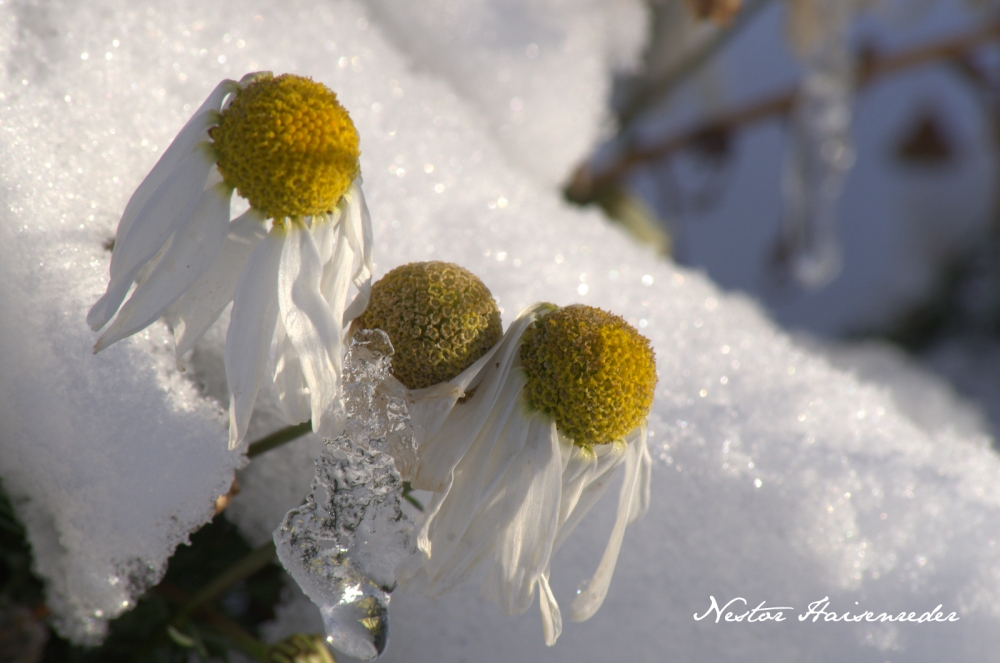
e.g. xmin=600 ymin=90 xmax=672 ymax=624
xmin=410 ymin=371 xmax=531 ymax=595
xmin=410 ymin=303 xmax=552 ymax=492
xmin=553 ymin=440 xmax=628 ymax=552
xmin=88 ymin=147 xmax=215 ymax=331
xmin=94 ymin=183 xmax=231 ymax=352
xmin=272 ymin=319 xmax=311 ymax=425
xmin=629 ymin=429 xmax=652 ymax=525
xmin=278 ymin=219 xmax=345 ymax=438
xmin=311 ymin=210 xmax=339 ymax=266
xmin=114 ymin=80 xmax=236 ymax=248
xmin=166 ymin=208 xmax=267 ymax=359
xmin=319 ymin=216 xmax=355 ymax=316
xmin=491 ymin=413 xmax=561 ymax=615
xmin=569 ymin=425 xmax=647 ymax=622
xmin=538 ymin=573 xmax=562 ymax=647
xmin=340 ymin=181 xmax=374 ymax=324
xmin=225 ymin=225 xmax=284 ymax=449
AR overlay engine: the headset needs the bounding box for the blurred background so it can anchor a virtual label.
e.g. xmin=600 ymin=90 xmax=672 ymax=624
xmin=6 ymin=0 xmax=1000 ymax=660
xmin=568 ymin=0 xmax=1000 ymax=438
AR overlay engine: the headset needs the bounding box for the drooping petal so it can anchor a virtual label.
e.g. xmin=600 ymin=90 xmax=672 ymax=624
xmin=490 ymin=412 xmax=561 ymax=616
xmin=88 ymin=147 xmax=215 ymax=331
xmin=310 ymin=210 xmax=340 ymax=267
xmin=93 ymin=183 xmax=232 ymax=352
xmin=278 ymin=219 xmax=345 ymax=439
xmin=271 ymin=318 xmax=311 ymax=425
xmin=629 ymin=430 xmax=652 ymax=525
xmin=569 ymin=424 xmax=648 ymax=622
xmin=318 ymin=216 xmax=355 ymax=314
xmin=409 ymin=302 xmax=554 ymax=492
xmin=389 ymin=329 xmax=505 ymax=468
xmin=398 ymin=367 xmax=529 ymax=592
xmin=113 ymin=80 xmax=236 ymax=250
xmin=538 ymin=573 xmax=562 ymax=647
xmin=225 ymin=224 xmax=284 ymax=449
xmin=553 ymin=440 xmax=628 ymax=552
xmin=166 ymin=208 xmax=267 ymax=360
xmin=410 ymin=372 xmax=532 ymax=595
xmin=340 ymin=181 xmax=374 ymax=324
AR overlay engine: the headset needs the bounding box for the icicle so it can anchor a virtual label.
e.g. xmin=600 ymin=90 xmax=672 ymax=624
xmin=273 ymin=329 xmax=416 ymax=661
xmin=778 ymin=0 xmax=859 ymax=288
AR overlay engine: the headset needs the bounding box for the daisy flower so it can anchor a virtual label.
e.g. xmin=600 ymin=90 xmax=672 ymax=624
xmin=88 ymin=73 xmax=373 ymax=448
xmin=397 ymin=302 xmax=657 ymax=646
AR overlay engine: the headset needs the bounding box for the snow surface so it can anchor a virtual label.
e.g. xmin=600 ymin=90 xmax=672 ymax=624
xmin=2 ymin=0 xmax=1000 ymax=660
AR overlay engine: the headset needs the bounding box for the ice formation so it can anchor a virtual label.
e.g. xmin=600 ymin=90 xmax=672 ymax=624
xmin=778 ymin=0 xmax=859 ymax=288
xmin=274 ymin=330 xmax=414 ymax=660
xmin=1 ymin=0 xmax=1000 ymax=661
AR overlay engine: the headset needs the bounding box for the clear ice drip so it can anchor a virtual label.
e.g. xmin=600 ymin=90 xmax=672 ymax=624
xmin=273 ymin=330 xmax=416 ymax=661
xmin=779 ymin=1 xmax=857 ymax=288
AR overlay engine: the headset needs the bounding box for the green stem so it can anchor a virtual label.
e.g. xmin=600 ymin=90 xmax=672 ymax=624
xmin=247 ymin=421 xmax=313 ymax=458
xmin=159 ymin=583 xmax=270 ymax=662
xmin=172 ymin=541 xmax=277 ymax=628
xmin=401 ymin=482 xmax=424 ymax=512
xmin=200 ymin=617 xmax=270 ymax=661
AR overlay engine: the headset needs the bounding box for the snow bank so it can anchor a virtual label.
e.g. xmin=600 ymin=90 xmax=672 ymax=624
xmin=1 ymin=0 xmax=999 ymax=661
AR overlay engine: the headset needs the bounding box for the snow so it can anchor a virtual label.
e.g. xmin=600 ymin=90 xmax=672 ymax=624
xmin=1 ymin=0 xmax=999 ymax=661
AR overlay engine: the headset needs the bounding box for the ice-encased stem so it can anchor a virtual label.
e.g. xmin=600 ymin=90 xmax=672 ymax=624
xmin=273 ymin=330 xmax=415 ymax=661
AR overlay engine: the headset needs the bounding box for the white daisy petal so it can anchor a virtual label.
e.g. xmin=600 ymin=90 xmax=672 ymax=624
xmin=628 ymin=429 xmax=652 ymax=525
xmin=166 ymin=208 xmax=267 ymax=359
xmin=319 ymin=216 xmax=355 ymax=312
xmin=311 ymin=210 xmax=340 ymax=267
xmin=93 ymin=183 xmax=231 ymax=353
xmin=493 ymin=413 xmax=561 ymax=615
xmin=569 ymin=425 xmax=647 ymax=622
xmin=272 ymin=319 xmax=311 ymax=424
xmin=410 ymin=303 xmax=552 ymax=492
xmin=395 ymin=330 xmax=506 ymax=465
xmin=225 ymin=225 xmax=284 ymax=449
xmin=553 ymin=440 xmax=628 ymax=552
xmin=398 ymin=367 xmax=525 ymax=590
xmin=340 ymin=181 xmax=374 ymax=324
xmin=88 ymin=146 xmax=215 ymax=331
xmin=415 ymin=372 xmax=532 ymax=595
xmin=278 ymin=219 xmax=345 ymax=438
xmin=538 ymin=572 xmax=562 ymax=647
xmin=113 ymin=80 xmax=236 ymax=248
xmin=236 ymin=71 xmax=270 ymax=89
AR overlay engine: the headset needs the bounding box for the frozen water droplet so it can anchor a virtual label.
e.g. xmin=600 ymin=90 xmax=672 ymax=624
xmin=274 ymin=330 xmax=416 ymax=660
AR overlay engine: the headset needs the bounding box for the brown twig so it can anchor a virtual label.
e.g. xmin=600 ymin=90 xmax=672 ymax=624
xmin=566 ymin=18 xmax=1000 ymax=205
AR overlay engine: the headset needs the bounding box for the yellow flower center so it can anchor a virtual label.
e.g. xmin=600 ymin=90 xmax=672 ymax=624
xmin=520 ymin=304 xmax=657 ymax=447
xmin=211 ymin=73 xmax=360 ymax=219
xmin=359 ymin=262 xmax=502 ymax=390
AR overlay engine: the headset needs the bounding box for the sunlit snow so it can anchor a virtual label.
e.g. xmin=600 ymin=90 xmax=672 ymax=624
xmin=1 ymin=0 xmax=999 ymax=660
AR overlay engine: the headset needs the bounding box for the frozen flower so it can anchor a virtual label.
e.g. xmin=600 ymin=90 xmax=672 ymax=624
xmin=398 ymin=302 xmax=657 ymax=646
xmin=353 ymin=260 xmax=504 ymax=478
xmin=88 ymin=73 xmax=373 ymax=448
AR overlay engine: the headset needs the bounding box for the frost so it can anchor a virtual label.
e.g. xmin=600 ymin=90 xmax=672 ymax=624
xmin=273 ymin=330 xmax=415 ymax=661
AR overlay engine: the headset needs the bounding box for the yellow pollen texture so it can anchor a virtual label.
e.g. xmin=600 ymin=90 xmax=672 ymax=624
xmin=211 ymin=73 xmax=360 ymax=219
xmin=359 ymin=262 xmax=502 ymax=390
xmin=520 ymin=304 xmax=657 ymax=447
